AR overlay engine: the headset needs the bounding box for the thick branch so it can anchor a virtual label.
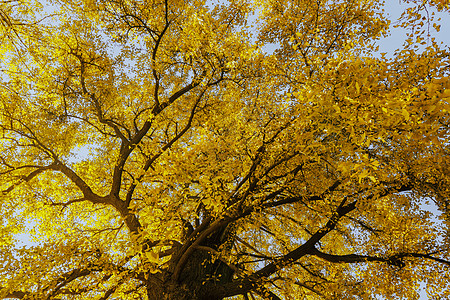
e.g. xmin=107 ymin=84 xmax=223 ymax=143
xmin=170 ymin=216 xmax=213 ymax=281
xmin=214 ymin=183 xmax=416 ymax=297
xmin=261 ymin=179 xmax=341 ymax=209
xmin=170 ymin=181 xmax=344 ymax=283
xmin=1 ymin=163 xmax=56 ymax=195
xmin=46 ymin=267 xmax=94 ymax=298
xmin=250 ymin=183 xmax=416 ymax=280
xmin=52 ymin=160 xmax=143 ymax=234
xmin=53 ymin=160 xmax=109 ymax=205
xmin=310 ymin=247 xmax=450 ymax=267
xmin=0 ymin=290 xmax=27 ymax=299
xmin=110 ymin=75 xmax=204 ymax=198
xmin=257 ymin=200 xmax=358 ymax=278
xmin=205 ymin=200 xmax=356 ymax=298
xmin=125 ymin=92 xmax=203 ymax=206
xmin=150 ymin=4 xmax=171 ymax=109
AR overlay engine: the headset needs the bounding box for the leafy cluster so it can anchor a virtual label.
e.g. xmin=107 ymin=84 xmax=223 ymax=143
xmin=1 ymin=0 xmax=450 ymax=299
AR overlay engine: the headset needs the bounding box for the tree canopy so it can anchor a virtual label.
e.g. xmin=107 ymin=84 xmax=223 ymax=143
xmin=1 ymin=0 xmax=450 ymax=299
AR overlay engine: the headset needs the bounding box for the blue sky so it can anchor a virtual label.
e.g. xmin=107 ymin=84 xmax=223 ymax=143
xmin=378 ymin=0 xmax=450 ymax=55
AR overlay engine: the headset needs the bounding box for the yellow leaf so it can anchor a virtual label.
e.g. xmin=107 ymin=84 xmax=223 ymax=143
xmin=145 ymin=251 xmax=159 ymax=263
xmin=402 ymin=108 xmax=410 ymax=121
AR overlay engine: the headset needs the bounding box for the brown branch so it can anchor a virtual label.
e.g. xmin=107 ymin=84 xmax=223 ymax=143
xmin=125 ymin=92 xmax=204 ymax=206
xmin=154 ymin=73 xmax=206 ymax=115
xmin=258 ymin=199 xmax=358 ymax=278
xmin=229 ymin=119 xmax=297 ymax=202
xmin=47 ymin=197 xmax=87 ymax=208
xmin=202 ymin=199 xmax=356 ymax=299
xmin=52 ymin=287 xmax=89 ymax=296
xmin=53 ymin=160 xmax=109 ymax=205
xmin=170 ymin=181 xmax=345 ymax=284
xmin=236 ymin=236 xmax=266 ymax=257
xmin=294 ymin=280 xmax=325 ymax=297
xmin=231 ymin=119 xmax=297 ymax=199
xmin=310 ymin=247 xmax=386 ymax=264
xmin=110 ymin=73 xmax=205 ymax=199
xmin=211 ymin=183 xmax=417 ymax=298
xmin=72 ymin=50 xmax=129 ymax=144
xmin=231 ymin=144 xmax=266 ymax=199
xmin=98 ymin=276 xmax=127 ymax=300
xmin=1 ymin=113 xmax=141 ymax=233
xmin=3 ymin=116 xmax=58 ymax=159
xmin=158 ymin=240 xmax=182 ymax=258
xmin=150 ymin=4 xmax=171 ymax=109
xmin=255 ymin=288 xmax=283 ymax=300
xmin=251 ymin=183 xmax=415 ymax=280
xmin=52 ymin=160 xmax=143 ymax=235
xmin=45 ymin=267 xmax=96 ymax=299
xmin=0 ymin=289 xmax=27 ymax=299
xmin=261 ymin=179 xmax=341 ymax=209
xmin=45 ymin=258 xmax=146 ymax=299
xmin=0 ymin=160 xmax=45 ymax=175
xmin=170 ymin=216 xmax=213 ymax=281
xmin=70 ymin=50 xmax=130 ymax=203
xmin=310 ymin=247 xmax=450 ymax=267
xmin=1 ymin=163 xmax=56 ymax=195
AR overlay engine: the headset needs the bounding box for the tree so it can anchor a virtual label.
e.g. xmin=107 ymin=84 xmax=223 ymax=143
xmin=1 ymin=0 xmax=450 ymax=299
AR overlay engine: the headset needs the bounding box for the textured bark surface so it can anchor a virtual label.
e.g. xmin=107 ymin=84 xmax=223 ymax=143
xmin=146 ymin=228 xmax=235 ymax=300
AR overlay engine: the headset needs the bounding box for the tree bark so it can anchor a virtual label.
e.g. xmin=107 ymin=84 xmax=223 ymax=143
xmin=146 ymin=227 xmax=236 ymax=300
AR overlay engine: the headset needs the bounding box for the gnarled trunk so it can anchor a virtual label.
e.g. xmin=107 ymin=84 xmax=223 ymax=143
xmin=146 ymin=226 xmax=236 ymax=300
xmin=146 ymin=253 xmax=234 ymax=300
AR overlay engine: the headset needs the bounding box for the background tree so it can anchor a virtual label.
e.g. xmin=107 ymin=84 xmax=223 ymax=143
xmin=1 ymin=0 xmax=450 ymax=299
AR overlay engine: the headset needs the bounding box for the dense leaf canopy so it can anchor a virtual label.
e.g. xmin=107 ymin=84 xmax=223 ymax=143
xmin=1 ymin=0 xmax=450 ymax=299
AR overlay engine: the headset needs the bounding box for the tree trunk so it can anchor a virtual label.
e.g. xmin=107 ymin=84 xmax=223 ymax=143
xmin=147 ymin=227 xmax=236 ymax=300
xmin=146 ymin=253 xmax=234 ymax=300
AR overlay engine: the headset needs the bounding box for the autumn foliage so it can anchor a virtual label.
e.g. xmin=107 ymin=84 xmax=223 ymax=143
xmin=1 ymin=0 xmax=450 ymax=299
